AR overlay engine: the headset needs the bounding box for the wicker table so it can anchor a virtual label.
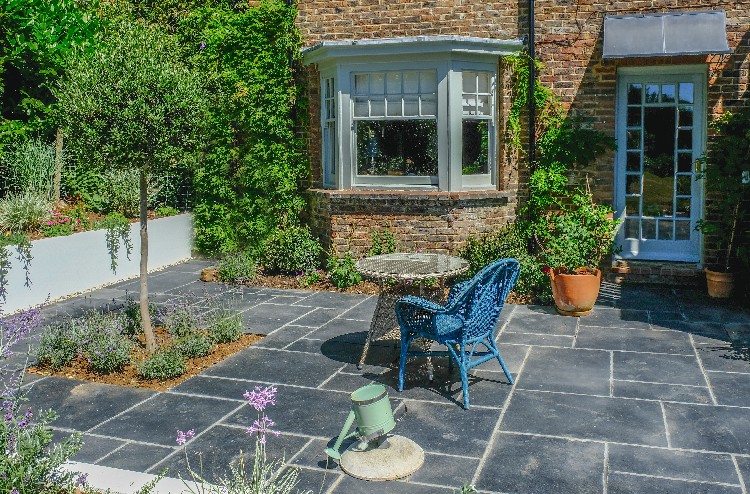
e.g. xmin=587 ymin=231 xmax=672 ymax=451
xmin=355 ymin=253 xmax=469 ymax=370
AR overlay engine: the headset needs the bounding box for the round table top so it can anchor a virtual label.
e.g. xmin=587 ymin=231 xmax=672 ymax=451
xmin=355 ymin=253 xmax=469 ymax=281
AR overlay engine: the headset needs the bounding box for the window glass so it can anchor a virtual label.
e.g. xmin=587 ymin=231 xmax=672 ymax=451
xmin=355 ymin=121 xmax=438 ymax=176
xmin=462 ymin=120 xmax=489 ymax=175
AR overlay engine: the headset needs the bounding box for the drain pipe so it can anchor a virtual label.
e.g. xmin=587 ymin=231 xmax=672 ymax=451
xmin=528 ymin=0 xmax=536 ymax=171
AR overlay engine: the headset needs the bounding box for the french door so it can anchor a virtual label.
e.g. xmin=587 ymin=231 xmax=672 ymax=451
xmin=615 ymin=68 xmax=705 ymax=262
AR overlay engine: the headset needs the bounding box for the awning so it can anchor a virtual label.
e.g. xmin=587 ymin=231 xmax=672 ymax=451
xmin=603 ymin=10 xmax=731 ymax=58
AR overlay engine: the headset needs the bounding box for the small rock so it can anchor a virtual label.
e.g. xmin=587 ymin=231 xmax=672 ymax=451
xmin=200 ymin=267 xmax=219 ymax=282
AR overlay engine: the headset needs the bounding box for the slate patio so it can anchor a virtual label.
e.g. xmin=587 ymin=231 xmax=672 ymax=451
xmin=8 ymin=259 xmax=750 ymax=493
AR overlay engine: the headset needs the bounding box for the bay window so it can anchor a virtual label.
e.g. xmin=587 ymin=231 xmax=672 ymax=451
xmin=304 ymin=36 xmax=523 ymax=192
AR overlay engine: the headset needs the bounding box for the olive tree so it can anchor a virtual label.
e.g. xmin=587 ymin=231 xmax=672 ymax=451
xmin=57 ymin=22 xmax=210 ymax=353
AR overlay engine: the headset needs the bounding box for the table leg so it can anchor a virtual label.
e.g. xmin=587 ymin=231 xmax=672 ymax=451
xmin=357 ymin=289 xmax=399 ymax=370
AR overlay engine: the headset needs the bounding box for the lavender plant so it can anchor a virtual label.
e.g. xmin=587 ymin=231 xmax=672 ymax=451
xmin=179 ymin=386 xmax=309 ymax=494
xmin=1 ymin=305 xmax=86 ymax=494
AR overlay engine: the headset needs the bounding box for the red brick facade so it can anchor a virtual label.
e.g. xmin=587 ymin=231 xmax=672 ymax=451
xmin=297 ymin=1 xmax=750 ymax=271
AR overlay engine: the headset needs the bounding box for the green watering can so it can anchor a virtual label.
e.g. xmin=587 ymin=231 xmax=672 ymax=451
xmin=325 ymin=384 xmax=398 ymax=460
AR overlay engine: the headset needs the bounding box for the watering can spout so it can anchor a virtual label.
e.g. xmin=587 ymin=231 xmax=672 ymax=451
xmin=325 ymin=410 xmax=356 ymax=460
xmin=324 ymin=384 xmax=397 ymax=460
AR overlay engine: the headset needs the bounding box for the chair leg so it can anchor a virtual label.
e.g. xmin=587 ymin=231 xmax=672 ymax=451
xmin=459 ymin=363 xmax=470 ymax=409
xmin=496 ymin=352 xmax=514 ymax=385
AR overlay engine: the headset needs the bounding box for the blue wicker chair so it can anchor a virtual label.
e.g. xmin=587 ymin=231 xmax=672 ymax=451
xmin=395 ymin=258 xmax=520 ymax=409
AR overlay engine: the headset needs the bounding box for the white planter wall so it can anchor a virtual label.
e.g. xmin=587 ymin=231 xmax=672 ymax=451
xmin=2 ymin=214 xmax=193 ymax=313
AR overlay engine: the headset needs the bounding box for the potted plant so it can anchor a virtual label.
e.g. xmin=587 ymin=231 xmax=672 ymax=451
xmin=695 ymin=108 xmax=750 ymax=298
xmin=538 ymin=181 xmax=620 ymax=316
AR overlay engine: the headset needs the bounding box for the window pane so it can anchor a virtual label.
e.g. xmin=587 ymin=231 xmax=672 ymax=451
xmin=642 ymin=218 xmax=656 ymax=239
xmin=386 ymin=98 xmax=402 ymax=117
xmin=625 ymin=218 xmax=640 ymax=239
xmin=421 ymin=95 xmax=437 ymax=116
xmin=370 ymin=99 xmax=385 ymax=117
xmin=679 ymin=83 xmax=694 ymax=104
xmin=645 ymin=84 xmax=659 ymax=103
xmin=676 ymin=198 xmax=691 ymax=217
xmin=371 ymin=73 xmax=385 ymax=95
xmin=404 ymin=71 xmax=419 ymax=93
xmin=627 ymin=106 xmax=641 ymax=127
xmin=463 ymin=95 xmax=477 ymax=115
xmin=353 ymin=97 xmax=369 ymax=117
xmin=462 ymin=120 xmax=489 ymax=175
xmin=676 ymin=175 xmax=691 ymax=195
xmin=677 ymin=152 xmax=693 ymax=173
xmin=658 ymin=220 xmax=673 ymax=240
xmin=625 ymin=196 xmax=640 ymax=216
xmin=627 ymin=130 xmax=641 ymax=149
xmin=628 ymin=84 xmax=642 ymax=104
xmin=478 ymin=72 xmax=490 ymax=93
xmin=354 ymin=74 xmax=369 ymax=95
xmin=477 ymin=95 xmax=491 ymax=116
xmin=675 ymin=220 xmax=691 ymax=240
xmin=627 ymin=152 xmax=641 ymax=172
xmin=661 ymin=84 xmax=675 ymax=103
xmin=355 ymin=120 xmax=438 ymax=176
xmin=626 ymin=174 xmax=641 ymax=195
xmin=386 ymin=72 xmax=401 ymax=94
xmin=463 ymin=71 xmax=477 ymax=93
xmin=404 ymin=96 xmax=419 ymax=117
xmin=678 ymin=129 xmax=692 ymax=150
xmin=420 ymin=71 xmax=437 ymax=93
xmin=679 ymin=107 xmax=693 ymax=127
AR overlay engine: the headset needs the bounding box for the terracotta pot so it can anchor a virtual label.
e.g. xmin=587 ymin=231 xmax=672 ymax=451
xmin=705 ymin=268 xmax=735 ymax=299
xmin=549 ymin=268 xmax=602 ymax=317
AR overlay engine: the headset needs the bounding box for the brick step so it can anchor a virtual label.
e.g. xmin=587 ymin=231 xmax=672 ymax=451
xmin=608 ymin=260 xmax=702 ymax=286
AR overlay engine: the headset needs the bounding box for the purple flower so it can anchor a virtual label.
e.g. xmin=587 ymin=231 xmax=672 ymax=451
xmin=199 ymin=42 xmax=206 ymax=50
xmin=176 ymin=428 xmax=196 ymax=445
xmin=243 ymin=386 xmax=277 ymax=411
xmin=75 ymin=473 xmax=88 ymax=486
xmin=10 ymin=489 xmax=19 ymax=494
xmin=246 ymin=415 xmax=280 ymax=444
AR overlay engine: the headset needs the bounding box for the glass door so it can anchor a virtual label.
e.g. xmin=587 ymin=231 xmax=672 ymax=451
xmin=615 ymin=70 xmax=705 ymax=261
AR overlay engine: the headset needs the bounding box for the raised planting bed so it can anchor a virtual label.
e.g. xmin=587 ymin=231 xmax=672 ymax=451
xmin=2 ymin=213 xmax=193 ymax=312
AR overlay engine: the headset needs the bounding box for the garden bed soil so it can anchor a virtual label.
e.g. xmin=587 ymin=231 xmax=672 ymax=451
xmin=28 ymin=328 xmax=264 ymax=392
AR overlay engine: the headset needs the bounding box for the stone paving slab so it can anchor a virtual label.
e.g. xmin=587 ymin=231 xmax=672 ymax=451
xmin=13 ymin=259 xmax=750 ymax=493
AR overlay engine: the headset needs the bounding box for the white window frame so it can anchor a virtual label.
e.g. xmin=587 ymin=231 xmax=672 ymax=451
xmin=321 ymin=77 xmax=337 ymax=187
xmin=305 ymin=37 xmax=522 ymax=192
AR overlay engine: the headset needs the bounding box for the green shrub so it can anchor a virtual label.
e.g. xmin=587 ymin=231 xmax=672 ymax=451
xmin=122 ymin=298 xmax=160 ymax=337
xmin=297 ymin=269 xmax=323 ymax=287
xmin=217 ymin=250 xmax=258 ymax=284
xmin=262 ymin=225 xmax=321 ymax=275
xmin=327 ymin=251 xmax=362 ymax=288
xmin=95 ymin=169 xmax=162 ymax=217
xmin=208 ymin=310 xmax=243 ymax=344
xmin=5 ymin=138 xmax=56 ymax=199
xmin=137 ymin=349 xmax=186 ymax=380
xmin=368 ymin=229 xmax=398 ymax=256
xmin=37 ymin=323 xmax=80 ymax=370
xmin=174 ymin=332 xmax=214 ymax=358
xmin=0 ymin=191 xmax=49 ymax=232
xmin=460 ymin=222 xmax=551 ymax=302
xmin=155 ymin=205 xmax=180 ymax=217
xmin=160 ymin=302 xmax=201 ymax=339
xmin=87 ymin=335 xmax=132 ymax=374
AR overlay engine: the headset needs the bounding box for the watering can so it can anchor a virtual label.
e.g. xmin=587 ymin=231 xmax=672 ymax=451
xmin=325 ymin=384 xmax=399 ymax=460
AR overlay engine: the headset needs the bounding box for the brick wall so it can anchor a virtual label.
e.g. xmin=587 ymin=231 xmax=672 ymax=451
xmin=297 ymin=0 xmax=749 ymax=268
xmin=305 ymin=189 xmax=514 ymax=256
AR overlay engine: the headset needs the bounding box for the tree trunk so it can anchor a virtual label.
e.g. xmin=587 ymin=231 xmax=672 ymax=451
xmin=140 ymin=170 xmax=156 ymax=353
